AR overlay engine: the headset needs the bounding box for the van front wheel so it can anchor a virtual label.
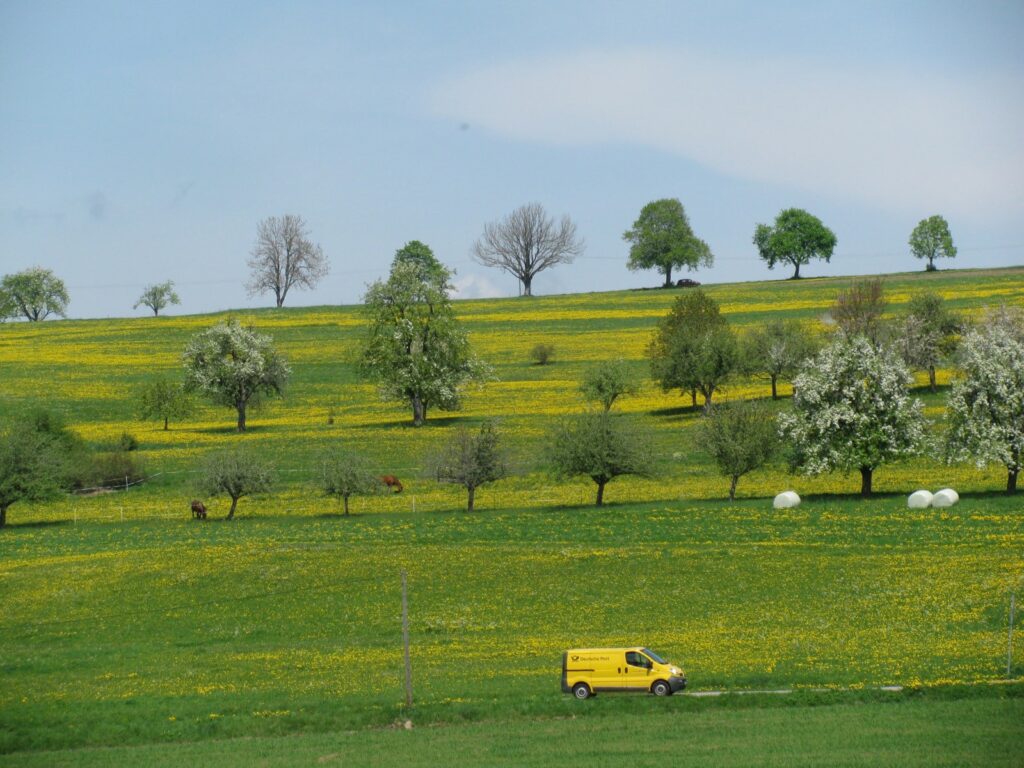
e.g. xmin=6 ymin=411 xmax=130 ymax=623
xmin=572 ymin=683 xmax=592 ymax=700
xmin=651 ymin=680 xmax=672 ymax=697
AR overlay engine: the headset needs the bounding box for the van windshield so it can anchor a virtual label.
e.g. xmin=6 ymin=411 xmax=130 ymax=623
xmin=642 ymin=648 xmax=667 ymax=664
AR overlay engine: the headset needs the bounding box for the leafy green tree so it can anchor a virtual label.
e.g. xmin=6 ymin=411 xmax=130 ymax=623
xmin=138 ymin=379 xmax=194 ymax=430
xmin=580 ymin=359 xmax=640 ymax=412
xmin=182 ymin=319 xmax=290 ymax=432
xmin=360 ymin=242 xmax=490 ymax=426
xmin=547 ymin=413 xmax=652 ymax=506
xmin=945 ymin=312 xmax=1024 ymax=493
xmin=699 ymin=400 xmax=779 ymax=500
xmin=648 ymin=290 xmax=737 ymax=410
xmin=909 ymin=215 xmax=956 ymax=271
xmin=753 ymin=208 xmax=837 ymax=279
xmin=742 ymin=320 xmax=818 ymax=400
xmin=321 ymin=452 xmax=381 ymax=515
xmin=0 ymin=421 xmax=65 ymax=528
xmin=196 ymin=449 xmax=273 ymax=520
xmin=0 ymin=267 xmax=69 ymax=321
xmin=779 ymin=337 xmax=926 ymax=497
xmin=831 ymin=278 xmax=887 ymax=345
xmin=622 ymin=198 xmax=713 ymax=287
xmin=134 ymin=281 xmax=180 ymax=316
xmin=897 ymin=292 xmax=962 ymax=391
xmin=432 ymin=421 xmax=508 ymax=511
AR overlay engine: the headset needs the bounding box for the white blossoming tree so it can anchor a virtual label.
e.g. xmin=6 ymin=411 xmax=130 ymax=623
xmin=360 ymin=242 xmax=490 ymax=426
xmin=183 ymin=319 xmax=290 ymax=432
xmin=779 ymin=336 xmax=926 ymax=497
xmin=945 ymin=315 xmax=1024 ymax=494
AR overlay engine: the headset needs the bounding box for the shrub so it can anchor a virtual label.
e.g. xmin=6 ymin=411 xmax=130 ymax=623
xmin=530 ymin=343 xmax=556 ymax=366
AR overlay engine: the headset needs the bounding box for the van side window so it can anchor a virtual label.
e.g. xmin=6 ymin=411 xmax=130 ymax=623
xmin=625 ymin=651 xmax=649 ymax=668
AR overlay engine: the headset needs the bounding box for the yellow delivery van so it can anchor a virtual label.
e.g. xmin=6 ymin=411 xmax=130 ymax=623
xmin=561 ymin=647 xmax=686 ymax=699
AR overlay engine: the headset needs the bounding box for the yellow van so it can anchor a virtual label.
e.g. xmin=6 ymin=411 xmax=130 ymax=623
xmin=561 ymin=647 xmax=686 ymax=699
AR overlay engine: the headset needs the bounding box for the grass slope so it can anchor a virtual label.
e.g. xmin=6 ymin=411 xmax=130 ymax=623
xmin=1 ymin=267 xmax=1023 ymax=761
xmin=3 ymin=697 xmax=1022 ymax=768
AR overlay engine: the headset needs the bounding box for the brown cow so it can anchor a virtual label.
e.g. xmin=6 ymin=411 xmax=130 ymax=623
xmin=380 ymin=475 xmax=403 ymax=493
xmin=190 ymin=500 xmax=208 ymax=520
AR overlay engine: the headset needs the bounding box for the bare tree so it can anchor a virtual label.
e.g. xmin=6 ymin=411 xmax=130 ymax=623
xmin=472 ymin=203 xmax=584 ymax=296
xmin=246 ymin=215 xmax=328 ymax=307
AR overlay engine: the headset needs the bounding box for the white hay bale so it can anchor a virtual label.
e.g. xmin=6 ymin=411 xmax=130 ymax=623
xmin=907 ymin=490 xmax=933 ymax=509
xmin=773 ymin=491 xmax=801 ymax=509
xmin=931 ymin=488 xmax=959 ymax=508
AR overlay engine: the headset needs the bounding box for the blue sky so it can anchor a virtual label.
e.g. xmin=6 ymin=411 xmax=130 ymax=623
xmin=2 ymin=1 xmax=1023 ymax=318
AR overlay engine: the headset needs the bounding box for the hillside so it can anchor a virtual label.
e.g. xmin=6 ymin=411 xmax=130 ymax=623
xmin=2 ymin=266 xmax=1024 ymax=523
xmin=1 ymin=266 xmax=1022 ymax=763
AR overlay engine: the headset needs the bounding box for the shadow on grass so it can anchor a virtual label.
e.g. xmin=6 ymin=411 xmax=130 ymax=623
xmin=5 ymin=519 xmax=73 ymax=530
xmin=360 ymin=415 xmax=474 ymax=429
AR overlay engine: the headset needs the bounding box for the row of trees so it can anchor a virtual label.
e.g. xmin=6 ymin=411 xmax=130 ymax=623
xmin=1 ymin=203 xmax=959 ymax=323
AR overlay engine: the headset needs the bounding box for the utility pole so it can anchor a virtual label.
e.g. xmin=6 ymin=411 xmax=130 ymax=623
xmin=402 ymin=570 xmax=413 ymax=708
xmin=1008 ymin=591 xmax=1017 ymax=679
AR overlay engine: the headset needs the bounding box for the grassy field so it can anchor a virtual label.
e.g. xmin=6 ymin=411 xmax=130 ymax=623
xmin=3 ymin=696 xmax=1022 ymax=767
xmin=1 ymin=267 xmax=1023 ymax=524
xmin=1 ymin=267 xmax=1023 ymax=763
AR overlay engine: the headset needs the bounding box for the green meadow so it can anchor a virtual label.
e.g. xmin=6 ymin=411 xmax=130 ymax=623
xmin=1 ymin=267 xmax=1023 ymax=764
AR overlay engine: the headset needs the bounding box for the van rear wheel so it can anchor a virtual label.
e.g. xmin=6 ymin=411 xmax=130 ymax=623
xmin=651 ymin=680 xmax=672 ymax=697
xmin=572 ymin=683 xmax=592 ymax=700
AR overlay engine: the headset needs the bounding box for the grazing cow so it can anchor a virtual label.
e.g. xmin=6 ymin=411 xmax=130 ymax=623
xmin=380 ymin=475 xmax=404 ymax=493
xmin=190 ymin=499 xmax=208 ymax=520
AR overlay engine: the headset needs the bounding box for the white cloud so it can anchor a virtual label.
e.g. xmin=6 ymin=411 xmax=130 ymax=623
xmin=450 ymin=273 xmax=507 ymax=300
xmin=430 ymin=49 xmax=1024 ymax=221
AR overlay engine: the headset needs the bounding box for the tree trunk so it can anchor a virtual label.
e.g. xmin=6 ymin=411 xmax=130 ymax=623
xmin=521 ymin=275 xmax=532 ymax=297
xmin=860 ymin=467 xmax=873 ymax=498
xmin=0 ymin=504 xmax=7 ymax=528
xmin=236 ymin=402 xmax=247 ymax=432
xmin=793 ymin=261 xmax=801 ymax=279
xmin=702 ymin=386 xmax=714 ymax=413
xmin=595 ymin=480 xmax=605 ymax=507
xmin=928 ymin=366 xmax=937 ymax=392
xmin=1008 ymin=468 xmax=1018 ymax=494
xmin=227 ymin=496 xmax=239 ymax=520
xmin=343 ymin=495 xmax=350 ymax=515
xmin=663 ymin=265 xmax=673 ymax=288
xmin=690 ymin=388 xmax=698 ymax=408
xmin=153 ymin=308 xmax=159 ymax=317
xmin=771 ymin=375 xmax=778 ymax=400
xmin=729 ymin=476 xmax=738 ymax=501
xmin=163 ymin=416 xmax=169 ymax=431
xmin=411 ymin=396 xmax=426 ymax=427
xmin=467 ymin=486 xmax=475 ymax=512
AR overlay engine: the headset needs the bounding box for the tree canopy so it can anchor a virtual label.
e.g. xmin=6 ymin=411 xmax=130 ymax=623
xmin=547 ymin=413 xmax=652 ymax=506
xmin=0 ymin=267 xmax=69 ymax=321
xmin=432 ymin=420 xmax=507 ymax=511
xmin=623 ymin=198 xmax=713 ymax=287
xmin=360 ymin=243 xmax=490 ymax=426
xmin=182 ymin=319 xmax=290 ymax=432
xmin=0 ymin=417 xmax=67 ymax=527
xmin=648 ymin=290 xmax=737 ymax=410
xmin=699 ymin=400 xmax=779 ymax=501
xmin=472 ymin=203 xmax=583 ymax=296
xmin=945 ymin=311 xmax=1024 ymax=493
xmin=246 ymin=214 xmax=328 ymax=307
xmin=196 ymin=449 xmax=273 ymax=519
xmin=753 ymin=208 xmax=837 ymax=279
xmin=909 ymin=215 xmax=956 ymax=271
xmin=779 ymin=336 xmax=925 ymax=496
xmin=134 ymin=281 xmax=180 ymax=316
xmin=321 ymin=452 xmax=381 ymax=515
xmin=741 ymin=319 xmax=818 ymax=400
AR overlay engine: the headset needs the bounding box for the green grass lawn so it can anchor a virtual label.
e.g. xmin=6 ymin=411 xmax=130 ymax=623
xmin=1 ymin=267 xmax=1023 ymax=763
xmin=2 ymin=696 xmax=1021 ymax=767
